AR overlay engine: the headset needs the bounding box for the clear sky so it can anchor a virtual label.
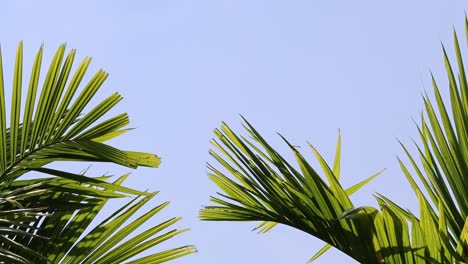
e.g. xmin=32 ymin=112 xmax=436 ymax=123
xmin=2 ymin=1 xmax=468 ymax=263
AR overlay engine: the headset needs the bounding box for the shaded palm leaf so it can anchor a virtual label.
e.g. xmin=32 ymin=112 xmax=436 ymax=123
xmin=1 ymin=172 xmax=195 ymax=263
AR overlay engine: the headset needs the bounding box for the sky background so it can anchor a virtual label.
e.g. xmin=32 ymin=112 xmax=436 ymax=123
xmin=2 ymin=1 xmax=468 ymax=263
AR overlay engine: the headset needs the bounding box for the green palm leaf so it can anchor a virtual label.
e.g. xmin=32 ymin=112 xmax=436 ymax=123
xmin=201 ymin=118 xmax=468 ymax=263
xmin=201 ymin=16 xmax=468 ymax=264
xmin=0 ymin=43 xmax=194 ymax=263
xmin=200 ymin=119 xmax=384 ymax=263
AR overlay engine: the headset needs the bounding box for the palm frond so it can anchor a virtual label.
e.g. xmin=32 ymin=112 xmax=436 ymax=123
xmin=0 ymin=43 xmax=160 ymax=184
xmin=394 ymin=15 xmax=468 ymax=261
xmin=399 ymin=23 xmax=468 ymax=238
xmin=0 ymin=43 xmax=194 ymax=263
xmin=200 ymin=119 xmax=383 ymax=263
xmin=200 ymin=119 xmax=468 ymax=263
xmin=0 ymin=172 xmax=195 ymax=263
xmin=201 ymin=16 xmax=468 ymax=264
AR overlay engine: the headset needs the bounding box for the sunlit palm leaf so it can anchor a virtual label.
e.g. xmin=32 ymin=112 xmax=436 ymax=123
xmin=201 ymin=17 xmax=468 ymax=264
xmin=200 ymin=119 xmax=384 ymax=263
xmin=0 ymin=43 xmax=193 ymax=263
xmin=398 ymin=16 xmax=468 ymax=261
xmin=201 ymin=118 xmax=468 ymax=263
xmin=0 ymin=43 xmax=160 ymax=184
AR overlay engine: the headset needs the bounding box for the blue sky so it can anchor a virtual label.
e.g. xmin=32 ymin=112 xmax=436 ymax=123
xmin=2 ymin=1 xmax=468 ymax=263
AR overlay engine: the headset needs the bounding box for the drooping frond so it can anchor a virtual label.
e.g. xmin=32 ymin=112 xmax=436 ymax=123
xmin=200 ymin=119 xmax=382 ymax=263
xmin=200 ymin=118 xmax=468 ymax=263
